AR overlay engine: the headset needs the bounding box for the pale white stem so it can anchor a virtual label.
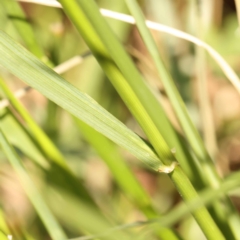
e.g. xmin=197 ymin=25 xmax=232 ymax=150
xmin=0 ymin=53 xmax=91 ymax=109
xmin=17 ymin=0 xmax=62 ymax=8
xmin=16 ymin=0 xmax=240 ymax=95
xmin=53 ymin=52 xmax=91 ymax=74
xmin=2 ymin=0 xmax=237 ymax=112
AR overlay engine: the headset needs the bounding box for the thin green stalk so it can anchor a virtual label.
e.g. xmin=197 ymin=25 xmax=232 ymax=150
xmin=0 ymin=129 xmax=67 ymax=240
xmin=0 ymin=77 xmax=67 ymax=167
xmin=0 ymin=106 xmax=50 ymax=167
xmin=57 ymin=1 xmax=225 ymax=239
xmin=0 ymin=0 xmax=66 ymax=166
xmin=124 ymin=1 xmax=240 ymax=239
xmin=124 ymin=0 xmax=219 ymax=187
xmin=71 ymin=166 xmax=229 ymax=240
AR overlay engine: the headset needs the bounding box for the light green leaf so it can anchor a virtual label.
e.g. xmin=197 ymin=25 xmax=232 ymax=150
xmin=0 ymin=30 xmax=161 ymax=171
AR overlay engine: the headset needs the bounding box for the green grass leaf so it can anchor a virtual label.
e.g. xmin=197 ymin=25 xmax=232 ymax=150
xmin=0 ymin=30 xmax=162 ymax=171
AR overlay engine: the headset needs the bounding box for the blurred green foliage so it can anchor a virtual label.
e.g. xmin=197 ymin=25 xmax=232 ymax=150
xmin=0 ymin=1 xmax=240 ymax=240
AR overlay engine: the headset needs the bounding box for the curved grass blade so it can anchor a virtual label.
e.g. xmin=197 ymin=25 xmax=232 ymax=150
xmin=16 ymin=0 xmax=240 ymax=97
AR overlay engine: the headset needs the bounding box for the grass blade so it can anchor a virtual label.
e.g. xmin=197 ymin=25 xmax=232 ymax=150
xmin=0 ymin=77 xmax=67 ymax=167
xmin=0 ymin=129 xmax=67 ymax=240
xmin=1 ymin=0 xmax=46 ymax=60
xmin=0 ymin=108 xmax=49 ymax=168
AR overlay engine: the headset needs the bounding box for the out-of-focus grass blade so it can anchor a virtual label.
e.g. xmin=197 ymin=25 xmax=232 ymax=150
xmin=47 ymin=187 xmax=136 ymax=240
xmin=0 ymin=130 xmax=67 ymax=240
xmin=0 ymin=7 xmax=102 ymax=214
xmin=0 ymin=85 xmax=133 ymax=240
xmin=0 ymin=203 xmax=34 ymax=240
xmin=0 ymin=31 xmax=162 ymax=171
xmin=1 ymin=0 xmax=46 ymax=60
xmin=0 ymin=108 xmax=49 ymax=168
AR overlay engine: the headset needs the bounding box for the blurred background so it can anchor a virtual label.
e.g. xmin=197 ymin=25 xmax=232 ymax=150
xmin=0 ymin=0 xmax=240 ymax=239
